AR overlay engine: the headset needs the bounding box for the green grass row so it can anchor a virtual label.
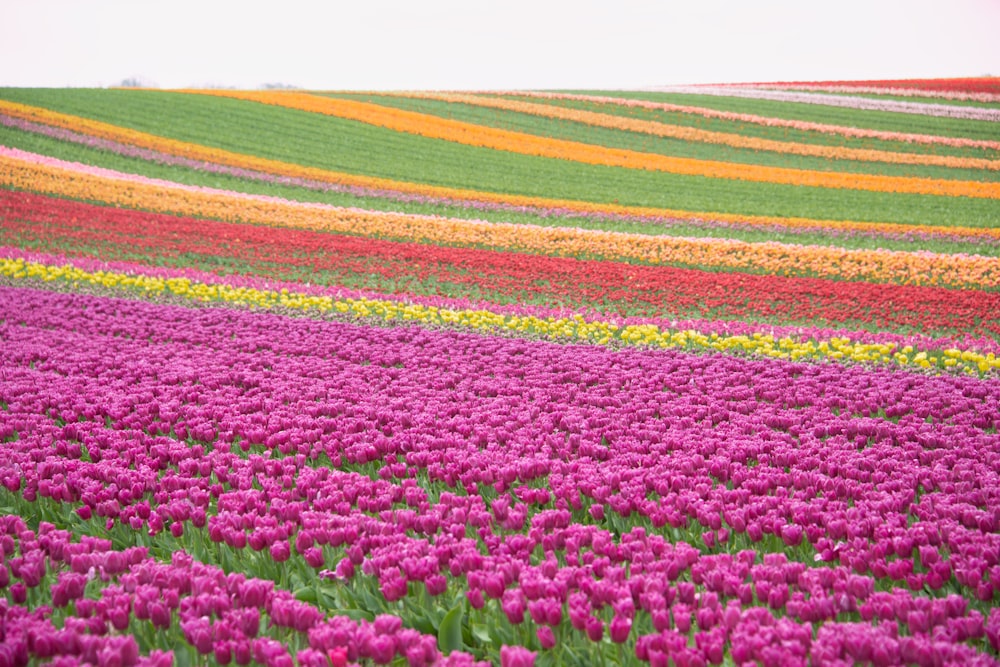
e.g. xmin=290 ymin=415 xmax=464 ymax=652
xmin=325 ymin=92 xmax=1000 ymax=182
xmin=1 ymin=88 xmax=999 ymax=230
xmin=5 ymin=124 xmax=1000 ymax=260
xmin=564 ymin=90 xmax=1000 ymax=142
xmin=484 ymin=94 xmax=998 ymax=160
xmin=748 ymin=89 xmax=1000 ymax=109
xmin=6 ymin=231 xmax=988 ymax=341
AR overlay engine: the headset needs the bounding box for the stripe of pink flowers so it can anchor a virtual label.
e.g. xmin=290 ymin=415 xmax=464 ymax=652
xmin=484 ymin=91 xmax=1000 ymax=150
xmin=641 ymin=86 xmax=1000 ymax=121
xmin=3 ymin=247 xmax=998 ymax=357
xmin=4 ymin=115 xmax=994 ymax=248
xmin=0 ymin=113 xmax=840 ymax=239
xmin=6 ymin=146 xmax=994 ymax=285
xmin=749 ymin=84 xmax=1000 ymax=104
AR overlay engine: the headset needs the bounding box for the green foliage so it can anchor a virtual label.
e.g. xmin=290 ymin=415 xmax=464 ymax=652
xmin=438 ymin=603 xmax=466 ymax=653
xmin=3 ymin=122 xmax=998 ymax=257
xmin=1 ymin=88 xmax=998 ymax=228
xmin=497 ymin=93 xmax=1000 ymax=158
xmin=565 ymin=89 xmax=1000 ymax=141
xmin=326 ymin=92 xmax=1000 ymax=182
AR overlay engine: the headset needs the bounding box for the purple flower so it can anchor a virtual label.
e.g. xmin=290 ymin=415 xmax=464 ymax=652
xmin=180 ymin=618 xmax=214 ymax=654
xmin=149 ymin=602 xmax=171 ymax=630
xmin=466 ymin=588 xmax=484 ymax=610
xmin=303 ymin=547 xmax=324 ymax=569
xmin=780 ymin=524 xmax=803 ymax=547
xmin=425 ymin=574 xmax=447 ymax=596
xmin=609 ymin=614 xmax=631 ymax=643
xmin=380 ymin=573 xmax=408 ymax=602
xmin=501 ymin=589 xmax=526 ymax=625
xmin=253 ymin=638 xmax=293 ymax=667
xmin=269 ymin=541 xmax=290 ymax=563
xmin=585 ymin=617 xmax=604 ymax=642
xmin=500 ymin=645 xmax=536 ymax=667
xmin=214 ymin=641 xmax=233 ymax=665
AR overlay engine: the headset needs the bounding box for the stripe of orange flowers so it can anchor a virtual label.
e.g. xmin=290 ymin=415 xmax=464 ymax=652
xmin=381 ymin=91 xmax=1000 ymax=171
xmin=3 ymin=152 xmax=999 ymax=289
xmin=487 ymin=91 xmax=1000 ymax=151
xmin=3 ymin=98 xmax=999 ymax=241
xmin=177 ymin=89 xmax=1000 ymax=200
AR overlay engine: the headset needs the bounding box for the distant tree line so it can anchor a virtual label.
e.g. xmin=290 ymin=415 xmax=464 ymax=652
xmin=114 ymin=78 xmax=301 ymax=89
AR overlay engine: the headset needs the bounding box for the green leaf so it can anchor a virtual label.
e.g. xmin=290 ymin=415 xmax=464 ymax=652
xmin=411 ymin=616 xmax=436 ymax=635
xmin=437 ymin=603 xmax=464 ymax=654
xmin=173 ymin=644 xmax=197 ymax=667
xmin=470 ymin=623 xmax=492 ymax=646
xmin=293 ymin=586 xmax=318 ymax=603
xmin=326 ymin=608 xmax=374 ymax=622
xmin=360 ymin=590 xmax=383 ymax=613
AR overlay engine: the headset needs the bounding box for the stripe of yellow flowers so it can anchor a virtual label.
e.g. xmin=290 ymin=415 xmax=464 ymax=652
xmin=2 ymin=256 xmax=997 ymax=376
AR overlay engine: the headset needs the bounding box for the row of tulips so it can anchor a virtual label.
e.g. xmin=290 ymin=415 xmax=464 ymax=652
xmin=379 ymin=91 xmax=1000 ymax=171
xmin=0 ymin=515 xmax=499 ymax=667
xmin=4 ymin=101 xmax=998 ymax=242
xmin=9 ymin=243 xmax=998 ymax=355
xmin=648 ymin=86 xmax=1000 ymax=122
xmin=179 ymin=90 xmax=1000 ymax=199
xmin=6 ymin=151 xmax=1000 ymax=290
xmin=6 ymin=254 xmax=999 ymax=374
xmin=6 ymin=188 xmax=1000 ymax=348
xmin=751 ymin=85 xmax=1000 ymax=104
xmin=2 ymin=286 xmax=1000 ymax=664
xmin=3 ymin=111 xmax=706 ymax=243
xmin=4 ymin=505 xmax=999 ymax=667
xmin=728 ymin=78 xmax=1000 ymax=102
xmin=487 ymin=92 xmax=1000 ymax=151
xmin=7 ymin=110 xmax=834 ymax=247
xmin=5 ymin=496 xmax=996 ymax=667
xmin=3 ymin=83 xmax=999 ymax=667
xmin=738 ymin=77 xmax=1000 ymax=92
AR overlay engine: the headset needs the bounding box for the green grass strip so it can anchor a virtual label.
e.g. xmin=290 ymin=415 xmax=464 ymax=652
xmin=563 ymin=90 xmax=1000 ymax=141
xmin=483 ymin=94 xmax=997 ymax=160
xmin=325 ymin=92 xmax=1000 ymax=182
xmin=0 ymin=88 xmax=998 ymax=228
xmin=4 ymin=256 xmax=998 ymax=376
xmin=2 ymin=125 xmax=999 ymax=259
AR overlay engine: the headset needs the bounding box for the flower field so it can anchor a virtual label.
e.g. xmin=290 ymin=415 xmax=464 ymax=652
xmin=0 ymin=78 xmax=998 ymax=666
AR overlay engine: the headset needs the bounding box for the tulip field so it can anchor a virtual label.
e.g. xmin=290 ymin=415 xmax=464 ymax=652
xmin=1 ymin=78 xmax=1000 ymax=666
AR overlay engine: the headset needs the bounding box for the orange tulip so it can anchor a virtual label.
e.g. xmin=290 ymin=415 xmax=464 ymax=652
xmin=179 ymin=90 xmax=1000 ymax=200
xmin=3 ymin=151 xmax=998 ymax=290
xmin=381 ymin=91 xmax=1000 ymax=171
xmin=2 ymin=99 xmax=998 ymax=241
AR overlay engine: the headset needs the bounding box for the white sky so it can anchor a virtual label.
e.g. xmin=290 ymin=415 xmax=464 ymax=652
xmin=2 ymin=0 xmax=999 ymax=90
